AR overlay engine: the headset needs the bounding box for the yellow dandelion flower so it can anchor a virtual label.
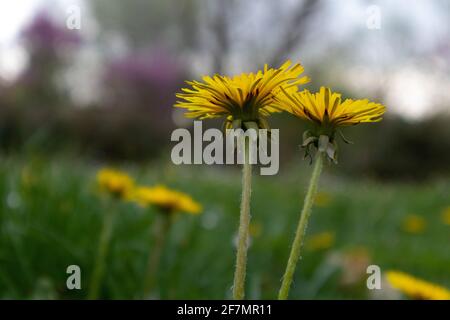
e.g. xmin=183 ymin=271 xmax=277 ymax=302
xmin=96 ymin=168 xmax=134 ymax=199
xmin=402 ymin=214 xmax=426 ymax=234
xmin=275 ymin=86 xmax=385 ymax=127
xmin=132 ymin=185 xmax=202 ymax=215
xmin=273 ymin=86 xmax=386 ymax=162
xmin=278 ymin=88 xmax=384 ymax=299
xmin=441 ymin=206 xmax=450 ymax=225
xmin=306 ymin=231 xmax=335 ymax=251
xmin=386 ymin=271 xmax=450 ymax=300
xmin=175 ymin=60 xmax=309 ymax=130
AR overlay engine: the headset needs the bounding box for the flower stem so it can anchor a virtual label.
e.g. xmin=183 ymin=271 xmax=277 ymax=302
xmin=233 ymin=137 xmax=252 ymax=300
xmin=88 ymin=206 xmax=115 ymax=300
xmin=143 ymin=212 xmax=171 ymax=298
xmin=278 ymin=152 xmax=324 ymax=300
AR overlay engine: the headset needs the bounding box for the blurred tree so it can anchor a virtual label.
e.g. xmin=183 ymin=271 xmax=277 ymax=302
xmin=0 ymin=13 xmax=80 ymax=153
xmin=267 ymin=0 xmax=321 ymax=66
xmin=91 ymin=0 xmax=199 ymax=52
xmin=17 ymin=12 xmax=81 ymax=109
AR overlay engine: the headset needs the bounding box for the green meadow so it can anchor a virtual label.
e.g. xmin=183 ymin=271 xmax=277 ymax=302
xmin=0 ymin=155 xmax=449 ymax=299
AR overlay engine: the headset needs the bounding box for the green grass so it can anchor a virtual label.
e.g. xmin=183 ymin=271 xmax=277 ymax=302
xmin=0 ymin=155 xmax=449 ymax=299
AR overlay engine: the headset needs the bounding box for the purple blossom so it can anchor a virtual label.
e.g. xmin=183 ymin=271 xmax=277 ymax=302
xmin=22 ymin=13 xmax=81 ymax=52
xmin=102 ymin=49 xmax=185 ymax=132
xmin=105 ymin=49 xmax=183 ymax=92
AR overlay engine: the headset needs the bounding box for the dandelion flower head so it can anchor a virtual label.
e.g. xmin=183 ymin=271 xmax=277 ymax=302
xmin=132 ymin=185 xmax=202 ymax=215
xmin=386 ymin=270 xmax=450 ymax=300
xmin=175 ymin=60 xmax=309 ymax=130
xmin=274 ymin=86 xmax=385 ymax=128
xmin=97 ymin=168 xmax=134 ymax=199
xmin=402 ymin=214 xmax=426 ymax=234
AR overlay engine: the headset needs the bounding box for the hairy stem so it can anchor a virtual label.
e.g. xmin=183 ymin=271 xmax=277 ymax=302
xmin=233 ymin=138 xmax=252 ymax=300
xmin=278 ymin=152 xmax=324 ymax=300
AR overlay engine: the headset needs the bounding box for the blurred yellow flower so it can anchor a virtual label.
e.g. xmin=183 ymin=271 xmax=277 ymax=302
xmin=402 ymin=214 xmax=426 ymax=234
xmin=314 ymin=192 xmax=332 ymax=207
xmin=249 ymin=221 xmax=263 ymax=238
xmin=97 ymin=168 xmax=134 ymax=199
xmin=21 ymin=166 xmax=36 ymax=188
xmin=306 ymin=231 xmax=335 ymax=251
xmin=386 ymin=271 xmax=450 ymax=300
xmin=132 ymin=185 xmax=202 ymax=215
xmin=175 ymin=60 xmax=309 ymax=130
xmin=441 ymin=207 xmax=450 ymax=226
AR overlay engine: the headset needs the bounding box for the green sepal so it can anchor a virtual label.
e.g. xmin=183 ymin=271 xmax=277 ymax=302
xmin=232 ymin=119 xmax=242 ymax=130
xmin=302 ymin=136 xmax=318 ymax=148
xmin=221 ymin=119 xmax=231 ymax=133
xmin=258 ymin=117 xmax=270 ymax=130
xmin=243 ymin=121 xmax=259 ymax=131
xmin=303 ymin=130 xmax=313 ymax=141
xmin=303 ymin=144 xmax=314 ymax=165
xmin=338 ymin=129 xmax=353 ymax=144
xmin=326 ymin=139 xmax=339 ymax=164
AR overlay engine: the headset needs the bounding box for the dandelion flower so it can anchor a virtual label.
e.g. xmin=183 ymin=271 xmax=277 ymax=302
xmin=386 ymin=271 xmax=450 ymax=300
xmin=90 ymin=168 xmax=134 ymax=299
xmin=278 ymin=87 xmax=385 ymax=300
xmin=276 ymin=86 xmax=385 ymax=126
xmin=402 ymin=214 xmax=426 ymax=234
xmin=175 ymin=60 xmax=309 ymax=130
xmin=274 ymin=86 xmax=386 ymax=162
xmin=96 ymin=168 xmax=134 ymax=199
xmin=132 ymin=185 xmax=202 ymax=215
xmin=133 ymin=185 xmax=202 ymax=297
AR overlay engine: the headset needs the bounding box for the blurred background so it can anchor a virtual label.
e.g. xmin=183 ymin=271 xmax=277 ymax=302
xmin=0 ymin=0 xmax=449 ymax=299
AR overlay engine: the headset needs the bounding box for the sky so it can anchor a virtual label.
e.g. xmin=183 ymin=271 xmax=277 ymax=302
xmin=0 ymin=0 xmax=42 ymax=78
